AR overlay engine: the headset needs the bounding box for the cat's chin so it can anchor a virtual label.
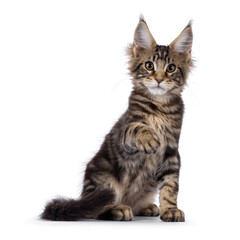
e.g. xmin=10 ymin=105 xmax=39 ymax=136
xmin=148 ymin=87 xmax=168 ymax=96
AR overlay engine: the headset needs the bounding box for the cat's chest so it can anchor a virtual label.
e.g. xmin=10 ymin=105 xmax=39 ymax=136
xmin=147 ymin=114 xmax=182 ymax=155
xmin=147 ymin=114 xmax=178 ymax=143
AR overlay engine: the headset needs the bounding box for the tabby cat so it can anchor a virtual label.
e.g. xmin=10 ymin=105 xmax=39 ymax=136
xmin=41 ymin=16 xmax=193 ymax=222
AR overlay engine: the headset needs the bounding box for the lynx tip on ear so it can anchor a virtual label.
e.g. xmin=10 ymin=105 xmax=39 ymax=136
xmin=186 ymin=19 xmax=193 ymax=28
xmin=139 ymin=14 xmax=146 ymax=23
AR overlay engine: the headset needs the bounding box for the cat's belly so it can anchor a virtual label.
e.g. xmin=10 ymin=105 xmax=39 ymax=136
xmin=113 ymin=154 xmax=160 ymax=214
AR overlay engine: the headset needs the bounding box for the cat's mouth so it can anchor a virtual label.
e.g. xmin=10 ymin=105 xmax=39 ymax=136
xmin=151 ymin=84 xmax=165 ymax=90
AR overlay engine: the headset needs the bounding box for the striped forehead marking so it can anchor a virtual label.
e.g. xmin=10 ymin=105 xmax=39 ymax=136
xmin=152 ymin=45 xmax=169 ymax=62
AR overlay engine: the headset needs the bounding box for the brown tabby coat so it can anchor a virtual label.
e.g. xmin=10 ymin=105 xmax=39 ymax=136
xmin=41 ymin=17 xmax=193 ymax=222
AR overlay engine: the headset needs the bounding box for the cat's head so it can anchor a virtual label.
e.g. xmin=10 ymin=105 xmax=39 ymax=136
xmin=127 ymin=16 xmax=193 ymax=99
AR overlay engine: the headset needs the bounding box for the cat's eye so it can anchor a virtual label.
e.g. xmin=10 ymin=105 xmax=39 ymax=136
xmin=166 ymin=64 xmax=176 ymax=73
xmin=145 ymin=61 xmax=154 ymax=71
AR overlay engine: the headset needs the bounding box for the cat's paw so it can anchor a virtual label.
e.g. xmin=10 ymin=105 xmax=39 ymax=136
xmin=98 ymin=204 xmax=134 ymax=221
xmin=138 ymin=204 xmax=160 ymax=216
xmin=136 ymin=131 xmax=160 ymax=154
xmin=160 ymin=208 xmax=185 ymax=222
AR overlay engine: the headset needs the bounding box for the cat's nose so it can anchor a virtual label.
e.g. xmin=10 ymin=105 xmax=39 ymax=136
xmin=155 ymin=78 xmax=163 ymax=84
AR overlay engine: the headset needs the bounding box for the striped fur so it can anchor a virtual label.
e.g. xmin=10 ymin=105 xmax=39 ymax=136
xmin=41 ymin=17 xmax=193 ymax=222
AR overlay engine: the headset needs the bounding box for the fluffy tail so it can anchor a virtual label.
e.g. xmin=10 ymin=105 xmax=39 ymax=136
xmin=41 ymin=189 xmax=114 ymax=221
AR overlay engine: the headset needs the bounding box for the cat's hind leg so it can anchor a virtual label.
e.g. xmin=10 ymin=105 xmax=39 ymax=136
xmin=97 ymin=204 xmax=134 ymax=221
xmin=137 ymin=203 xmax=159 ymax=216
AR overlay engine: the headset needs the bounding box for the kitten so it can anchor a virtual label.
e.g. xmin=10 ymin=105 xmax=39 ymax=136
xmin=41 ymin=16 xmax=193 ymax=222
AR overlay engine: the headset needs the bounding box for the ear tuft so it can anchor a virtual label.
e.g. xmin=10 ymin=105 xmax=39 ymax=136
xmin=186 ymin=19 xmax=193 ymax=28
xmin=139 ymin=14 xmax=146 ymax=23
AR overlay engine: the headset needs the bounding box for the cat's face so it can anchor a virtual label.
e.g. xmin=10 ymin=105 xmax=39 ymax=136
xmin=128 ymin=18 xmax=193 ymax=98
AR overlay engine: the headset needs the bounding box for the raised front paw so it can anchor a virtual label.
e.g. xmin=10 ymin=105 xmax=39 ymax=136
xmin=160 ymin=208 xmax=185 ymax=222
xmin=98 ymin=204 xmax=134 ymax=221
xmin=135 ymin=131 xmax=160 ymax=154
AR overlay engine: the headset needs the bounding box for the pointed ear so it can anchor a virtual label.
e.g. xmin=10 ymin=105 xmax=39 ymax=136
xmin=133 ymin=17 xmax=157 ymax=56
xmin=169 ymin=21 xmax=193 ymax=59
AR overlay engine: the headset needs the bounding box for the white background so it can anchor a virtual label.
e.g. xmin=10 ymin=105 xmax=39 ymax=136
xmin=0 ymin=0 xmax=240 ymax=239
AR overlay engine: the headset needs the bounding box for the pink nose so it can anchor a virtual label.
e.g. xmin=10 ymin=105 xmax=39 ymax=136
xmin=155 ymin=78 xmax=163 ymax=84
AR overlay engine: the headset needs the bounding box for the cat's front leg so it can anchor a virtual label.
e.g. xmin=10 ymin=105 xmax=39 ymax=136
xmin=159 ymin=172 xmax=185 ymax=222
xmin=121 ymin=122 xmax=160 ymax=154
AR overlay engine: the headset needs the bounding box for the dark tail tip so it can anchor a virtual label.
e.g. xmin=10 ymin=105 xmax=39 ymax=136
xmin=41 ymin=198 xmax=81 ymax=221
